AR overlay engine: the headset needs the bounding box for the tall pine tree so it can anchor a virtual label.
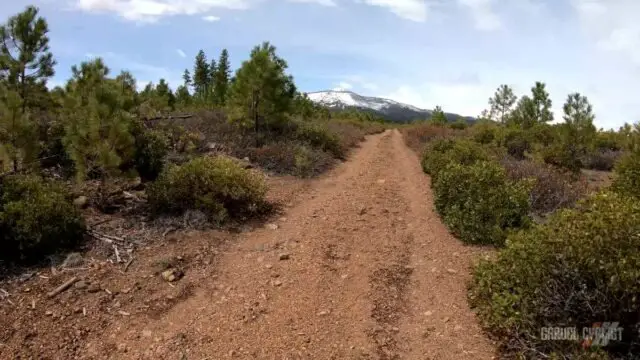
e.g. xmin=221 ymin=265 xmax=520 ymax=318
xmin=62 ymin=58 xmax=135 ymax=181
xmin=228 ymin=42 xmax=296 ymax=139
xmin=213 ymin=49 xmax=231 ymax=106
xmin=192 ymin=50 xmax=210 ymax=102
xmin=531 ymin=81 xmax=553 ymax=124
xmin=430 ymin=105 xmax=448 ymax=125
xmin=488 ymin=84 xmax=517 ymax=123
xmin=0 ymin=6 xmax=55 ymax=171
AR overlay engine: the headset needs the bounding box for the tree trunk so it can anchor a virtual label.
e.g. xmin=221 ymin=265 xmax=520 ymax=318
xmin=253 ymin=90 xmax=260 ymax=147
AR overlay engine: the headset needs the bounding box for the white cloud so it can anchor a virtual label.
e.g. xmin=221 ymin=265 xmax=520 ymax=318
xmin=176 ymin=49 xmax=186 ymax=58
xmin=202 ymin=14 xmax=221 ymax=21
xmin=457 ymin=0 xmax=501 ymax=31
xmin=360 ymin=0 xmax=429 ymax=22
xmin=72 ymin=0 xmax=432 ymax=23
xmin=289 ymin=0 xmax=337 ymax=6
xmin=382 ymin=83 xmax=493 ymax=116
xmin=573 ymin=0 xmax=640 ymax=65
xmin=332 ymin=81 xmax=353 ymax=91
xmin=74 ymin=0 xmax=251 ymax=22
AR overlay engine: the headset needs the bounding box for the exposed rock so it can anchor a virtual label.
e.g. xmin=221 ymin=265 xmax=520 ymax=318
xmin=161 ymin=268 xmax=184 ymax=282
xmin=446 ymin=268 xmax=458 ymax=274
xmin=61 ymin=253 xmax=84 ymax=268
xmin=265 ymin=223 xmax=279 ymax=230
xmin=279 ymin=253 xmax=290 ymax=261
xmin=74 ymin=280 xmax=88 ymax=290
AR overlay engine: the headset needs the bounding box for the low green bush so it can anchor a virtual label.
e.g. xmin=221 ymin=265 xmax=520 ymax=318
xmin=612 ymin=149 xmax=640 ymax=198
xmin=293 ymin=144 xmax=334 ymax=178
xmin=421 ymin=139 xmax=489 ymax=181
xmin=147 ymin=156 xmax=267 ymax=223
xmin=500 ymin=127 xmax=531 ymax=160
xmin=0 ymin=175 xmax=86 ymax=264
xmin=543 ymin=143 xmax=583 ymax=173
xmin=295 ymin=122 xmax=344 ymax=159
xmin=472 ymin=122 xmax=498 ymax=145
xmin=433 ymin=161 xmax=531 ymax=246
xmin=470 ymin=192 xmax=640 ymax=358
xmin=133 ymin=129 xmax=168 ymax=181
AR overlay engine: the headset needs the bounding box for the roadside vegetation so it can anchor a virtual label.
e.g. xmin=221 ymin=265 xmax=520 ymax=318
xmin=0 ymin=6 xmax=385 ymax=266
xmin=404 ymin=82 xmax=640 ymax=359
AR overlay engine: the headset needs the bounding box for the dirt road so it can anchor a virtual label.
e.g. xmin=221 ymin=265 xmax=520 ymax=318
xmin=92 ymin=129 xmax=496 ymax=359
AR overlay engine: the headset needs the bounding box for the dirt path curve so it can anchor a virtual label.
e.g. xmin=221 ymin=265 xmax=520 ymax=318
xmin=109 ymin=129 xmax=496 ymax=359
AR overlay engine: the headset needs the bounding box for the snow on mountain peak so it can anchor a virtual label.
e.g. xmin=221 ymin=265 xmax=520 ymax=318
xmin=306 ymin=90 xmax=425 ymax=112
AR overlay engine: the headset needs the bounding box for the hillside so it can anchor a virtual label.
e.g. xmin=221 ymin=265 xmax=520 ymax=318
xmin=306 ymin=90 xmax=475 ymax=123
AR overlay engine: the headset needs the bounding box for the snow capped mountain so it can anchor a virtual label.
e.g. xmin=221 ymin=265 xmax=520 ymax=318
xmin=305 ymin=90 xmax=472 ymax=123
xmin=307 ymin=90 xmax=423 ymax=112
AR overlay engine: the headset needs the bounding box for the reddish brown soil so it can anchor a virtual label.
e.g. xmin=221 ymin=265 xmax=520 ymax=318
xmin=0 ymin=129 xmax=496 ymax=359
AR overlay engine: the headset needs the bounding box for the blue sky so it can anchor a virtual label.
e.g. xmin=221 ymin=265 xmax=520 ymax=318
xmin=1 ymin=0 xmax=639 ymax=129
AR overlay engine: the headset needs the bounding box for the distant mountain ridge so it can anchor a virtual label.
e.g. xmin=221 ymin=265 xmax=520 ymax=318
xmin=306 ymin=90 xmax=474 ymax=123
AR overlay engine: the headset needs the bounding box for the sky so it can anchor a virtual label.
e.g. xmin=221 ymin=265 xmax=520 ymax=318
xmin=1 ymin=0 xmax=639 ymax=129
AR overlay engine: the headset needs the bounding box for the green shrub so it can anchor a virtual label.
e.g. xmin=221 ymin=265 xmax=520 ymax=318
xmin=500 ymin=128 xmax=531 ymax=160
xmin=433 ymin=161 xmax=531 ymax=246
xmin=147 ymin=156 xmax=267 ymax=223
xmin=0 ymin=175 xmax=86 ymax=264
xmin=543 ymin=143 xmax=583 ymax=173
xmin=470 ymin=192 xmax=640 ymax=358
xmin=293 ymin=145 xmax=334 ymax=178
xmin=421 ymin=139 xmax=489 ymax=181
xmin=471 ymin=122 xmax=498 ymax=144
xmin=612 ymin=149 xmax=640 ymax=198
xmin=133 ymin=129 xmax=168 ymax=181
xmin=295 ymin=122 xmax=344 ymax=159
xmin=449 ymin=119 xmax=468 ymax=130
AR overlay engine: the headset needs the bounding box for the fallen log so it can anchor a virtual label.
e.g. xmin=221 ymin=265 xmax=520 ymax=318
xmin=47 ymin=277 xmax=78 ymax=298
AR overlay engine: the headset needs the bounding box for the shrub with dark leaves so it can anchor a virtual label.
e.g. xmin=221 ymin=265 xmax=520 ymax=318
xmin=470 ymin=192 xmax=640 ymax=359
xmin=0 ymin=175 xmax=86 ymax=264
xmin=147 ymin=156 xmax=267 ymax=223
xmin=433 ymin=161 xmax=531 ymax=246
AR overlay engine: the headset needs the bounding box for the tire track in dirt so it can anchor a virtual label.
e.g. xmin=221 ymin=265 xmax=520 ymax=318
xmin=98 ymin=129 xmax=496 ymax=360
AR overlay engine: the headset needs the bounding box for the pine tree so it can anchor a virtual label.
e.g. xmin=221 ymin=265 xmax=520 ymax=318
xmin=0 ymin=6 xmax=55 ymax=171
xmin=560 ymin=92 xmax=596 ymax=168
xmin=488 ymin=84 xmax=517 ymax=123
xmin=510 ymin=96 xmax=536 ymax=128
xmin=62 ymin=58 xmax=135 ymax=181
xmin=208 ymin=58 xmax=217 ymax=103
xmin=0 ymin=6 xmax=55 ymax=111
xmin=156 ymin=78 xmax=176 ymax=109
xmin=192 ymin=50 xmax=210 ymax=102
xmin=531 ymin=81 xmax=553 ymax=123
xmin=0 ymin=84 xmax=37 ymax=172
xmin=227 ymin=42 xmax=296 ymax=138
xmin=182 ymin=69 xmax=191 ymax=87
xmin=175 ymin=85 xmax=191 ymax=108
xmin=430 ymin=105 xmax=448 ymax=125
xmin=213 ymin=49 xmax=231 ymax=106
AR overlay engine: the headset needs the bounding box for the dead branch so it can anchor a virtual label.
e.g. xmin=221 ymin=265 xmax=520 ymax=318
xmin=124 ymin=257 xmax=135 ymax=272
xmin=47 ymin=277 xmax=78 ymax=298
xmin=113 ymin=245 xmax=122 ymax=263
xmin=162 ymin=227 xmax=178 ymax=237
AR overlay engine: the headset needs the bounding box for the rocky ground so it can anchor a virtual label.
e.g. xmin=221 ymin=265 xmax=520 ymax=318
xmin=0 ymin=129 xmax=497 ymax=359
